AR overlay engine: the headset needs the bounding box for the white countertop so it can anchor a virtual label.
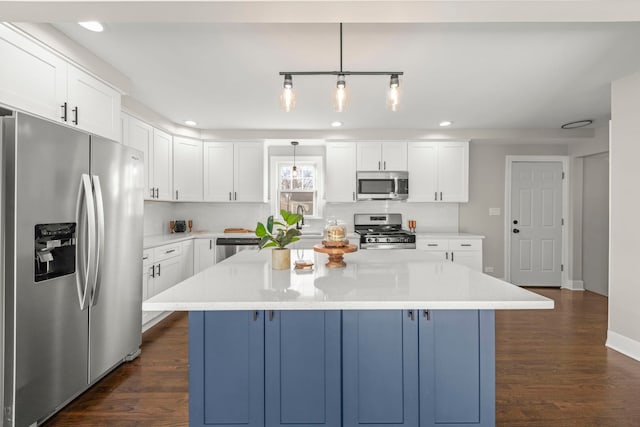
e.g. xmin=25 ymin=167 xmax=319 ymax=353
xmin=143 ymin=249 xmax=553 ymax=311
xmin=415 ymin=232 xmax=485 ymax=239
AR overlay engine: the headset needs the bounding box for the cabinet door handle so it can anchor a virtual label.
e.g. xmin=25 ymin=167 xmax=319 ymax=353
xmin=378 ymin=161 xmax=381 ymax=170
xmin=155 ymin=188 xmax=159 ymax=199
xmin=451 ymin=252 xmax=454 ymax=262
xmin=229 ymin=192 xmax=232 ymax=201
xmin=60 ymin=102 xmax=68 ymax=121
xmin=150 ymin=188 xmax=154 ymax=198
xmin=434 ymin=191 xmax=437 ymax=201
xmin=175 ymin=190 xmax=179 ymax=200
xmin=407 ymin=309 xmax=415 ymax=321
xmin=252 ymin=311 xmax=259 ymax=321
xmin=353 ymin=191 xmax=356 ymax=201
xmin=268 ymin=310 xmax=275 ymax=321
xmin=210 ymin=240 xmax=212 ymax=250
xmin=384 ymin=161 xmax=386 ymax=170
xmin=150 ymin=265 xmax=155 ymax=278
xmin=234 ymin=192 xmax=237 ymax=201
xmin=72 ymin=106 xmax=78 ymax=125
xmin=440 ymin=191 xmax=443 ymax=200
xmin=423 ymin=310 xmax=431 ymax=321
xmin=156 ymin=264 xmax=161 ymax=276
xmin=445 ymin=252 xmax=449 ymax=260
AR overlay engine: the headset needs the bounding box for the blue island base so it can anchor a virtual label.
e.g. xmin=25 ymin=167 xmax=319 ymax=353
xmin=189 ymin=310 xmax=495 ymax=427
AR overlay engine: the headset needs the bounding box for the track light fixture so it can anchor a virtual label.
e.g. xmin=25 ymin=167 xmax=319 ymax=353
xmin=279 ymin=23 xmax=403 ymax=112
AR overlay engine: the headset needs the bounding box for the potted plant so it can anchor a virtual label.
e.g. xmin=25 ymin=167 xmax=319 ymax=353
xmin=255 ymin=209 xmax=303 ymax=269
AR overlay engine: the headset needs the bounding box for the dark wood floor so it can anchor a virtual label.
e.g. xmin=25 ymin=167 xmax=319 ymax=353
xmin=44 ymin=288 xmax=640 ymax=426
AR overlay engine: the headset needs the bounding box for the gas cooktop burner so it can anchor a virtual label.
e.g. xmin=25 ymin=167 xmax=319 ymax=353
xmin=354 ymin=213 xmax=416 ymax=249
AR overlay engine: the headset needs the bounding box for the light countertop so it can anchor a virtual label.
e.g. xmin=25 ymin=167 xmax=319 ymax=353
xmin=143 ymin=249 xmax=553 ymax=312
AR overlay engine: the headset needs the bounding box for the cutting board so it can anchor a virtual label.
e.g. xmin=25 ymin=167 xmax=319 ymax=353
xmin=224 ymin=228 xmax=254 ymax=233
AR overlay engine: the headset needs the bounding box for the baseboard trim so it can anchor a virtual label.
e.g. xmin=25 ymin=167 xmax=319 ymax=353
xmin=142 ymin=311 xmax=173 ymax=333
xmin=562 ymin=280 xmax=585 ymax=291
xmin=606 ymin=330 xmax=640 ymax=362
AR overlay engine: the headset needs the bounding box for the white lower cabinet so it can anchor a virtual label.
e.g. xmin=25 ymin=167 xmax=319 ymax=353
xmin=194 ymin=238 xmax=216 ymax=274
xmin=142 ymin=240 xmax=193 ymax=330
xmin=416 ymin=236 xmax=483 ymax=271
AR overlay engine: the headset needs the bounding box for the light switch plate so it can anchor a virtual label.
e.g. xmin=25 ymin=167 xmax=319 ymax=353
xmin=489 ymin=208 xmax=501 ymax=216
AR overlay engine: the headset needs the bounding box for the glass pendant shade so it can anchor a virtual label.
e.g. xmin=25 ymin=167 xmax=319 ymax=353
xmin=333 ymin=75 xmax=348 ymax=112
xmin=387 ymin=74 xmax=400 ymax=111
xmin=280 ymin=74 xmax=296 ymax=112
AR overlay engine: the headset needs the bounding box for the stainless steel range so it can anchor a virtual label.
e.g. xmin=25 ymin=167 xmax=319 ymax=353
xmin=354 ymin=213 xmax=416 ymax=249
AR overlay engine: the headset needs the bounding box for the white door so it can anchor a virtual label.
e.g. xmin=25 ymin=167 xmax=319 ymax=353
xmin=194 ymin=239 xmax=216 ymax=274
xmin=437 ymin=141 xmax=469 ymax=202
xmin=326 ymin=142 xmax=357 ymax=202
xmin=381 ymin=142 xmax=407 ymax=171
xmin=67 ymin=65 xmax=121 ymax=141
xmin=203 ymin=141 xmax=235 ymax=201
xmin=356 ymin=142 xmax=382 ymax=170
xmin=407 ymin=141 xmax=438 ymax=202
xmin=510 ymin=161 xmax=563 ymax=286
xmin=173 ymin=136 xmax=203 ymax=201
xmin=152 ymin=129 xmax=173 ymax=201
xmin=234 ymin=143 xmax=264 ymax=202
xmin=123 ymin=114 xmax=154 ymax=199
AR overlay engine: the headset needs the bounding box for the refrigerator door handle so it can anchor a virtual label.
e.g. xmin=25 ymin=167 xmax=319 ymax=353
xmin=90 ymin=175 xmax=105 ymax=307
xmin=75 ymin=174 xmax=96 ymax=310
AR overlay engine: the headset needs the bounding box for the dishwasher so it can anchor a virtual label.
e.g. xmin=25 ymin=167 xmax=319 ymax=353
xmin=215 ymin=237 xmax=261 ymax=263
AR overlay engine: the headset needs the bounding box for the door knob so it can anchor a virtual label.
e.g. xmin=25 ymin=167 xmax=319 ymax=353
xmin=513 ymin=228 xmax=520 ymax=234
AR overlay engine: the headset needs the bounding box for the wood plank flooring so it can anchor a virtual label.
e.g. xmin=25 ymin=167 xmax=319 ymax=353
xmin=44 ymin=289 xmax=640 ymax=426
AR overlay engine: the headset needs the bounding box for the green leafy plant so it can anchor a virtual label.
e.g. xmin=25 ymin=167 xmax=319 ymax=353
xmin=255 ymin=209 xmax=303 ymax=249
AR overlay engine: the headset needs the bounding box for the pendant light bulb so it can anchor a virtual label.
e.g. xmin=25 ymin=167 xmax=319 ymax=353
xmin=291 ymin=141 xmax=299 ymax=177
xmin=334 ymin=75 xmax=348 ymax=112
xmin=387 ymin=74 xmax=401 ymax=112
xmin=280 ymin=74 xmax=296 ymax=112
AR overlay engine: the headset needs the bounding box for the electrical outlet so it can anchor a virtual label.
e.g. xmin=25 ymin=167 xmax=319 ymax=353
xmin=484 ymin=266 xmax=494 ymax=273
xmin=489 ymin=208 xmax=501 ymax=216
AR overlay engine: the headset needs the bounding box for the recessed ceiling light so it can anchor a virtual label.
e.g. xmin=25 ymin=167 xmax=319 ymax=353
xmin=331 ymin=121 xmax=343 ymax=128
xmin=561 ymin=119 xmax=593 ymax=129
xmin=184 ymin=120 xmax=197 ymax=126
xmin=439 ymin=121 xmax=453 ymax=127
xmin=78 ymin=21 xmax=104 ymax=32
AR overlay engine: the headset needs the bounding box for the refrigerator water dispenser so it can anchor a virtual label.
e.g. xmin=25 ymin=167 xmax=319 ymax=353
xmin=34 ymin=223 xmax=76 ymax=282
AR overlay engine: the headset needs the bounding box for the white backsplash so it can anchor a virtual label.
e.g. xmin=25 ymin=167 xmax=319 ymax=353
xmin=145 ymin=200 xmax=458 ymax=237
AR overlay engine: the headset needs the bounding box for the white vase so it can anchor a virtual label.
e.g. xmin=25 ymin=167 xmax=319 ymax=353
xmin=272 ymin=248 xmax=291 ymax=270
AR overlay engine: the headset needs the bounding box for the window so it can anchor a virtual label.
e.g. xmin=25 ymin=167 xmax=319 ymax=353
xmin=277 ymin=161 xmax=317 ymax=216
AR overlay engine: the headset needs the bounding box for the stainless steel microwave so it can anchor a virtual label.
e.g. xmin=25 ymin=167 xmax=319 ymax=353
xmin=356 ymin=171 xmax=409 ymax=201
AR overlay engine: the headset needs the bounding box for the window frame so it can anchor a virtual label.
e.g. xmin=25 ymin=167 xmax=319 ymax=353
xmin=270 ymin=155 xmax=324 ymax=219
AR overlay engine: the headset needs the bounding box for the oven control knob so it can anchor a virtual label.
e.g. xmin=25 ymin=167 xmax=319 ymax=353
xmin=386 ymin=238 xmax=391 ymax=243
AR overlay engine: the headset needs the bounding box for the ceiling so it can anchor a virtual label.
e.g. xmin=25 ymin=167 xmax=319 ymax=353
xmin=53 ymin=21 xmax=640 ymax=131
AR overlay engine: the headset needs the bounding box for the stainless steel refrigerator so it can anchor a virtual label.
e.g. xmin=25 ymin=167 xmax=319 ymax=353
xmin=1 ymin=112 xmax=144 ymax=426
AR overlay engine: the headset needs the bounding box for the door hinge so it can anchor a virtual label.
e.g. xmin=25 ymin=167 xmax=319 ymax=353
xmin=561 ymin=264 xmax=564 ymax=272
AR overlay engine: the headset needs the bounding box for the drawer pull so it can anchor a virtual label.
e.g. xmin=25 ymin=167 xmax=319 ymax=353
xmin=460 ymin=244 xmax=472 ymax=247
xmin=142 ymin=256 xmax=149 ymax=260
xmin=165 ymin=249 xmax=176 ymax=254
xmin=427 ymin=244 xmax=439 ymax=247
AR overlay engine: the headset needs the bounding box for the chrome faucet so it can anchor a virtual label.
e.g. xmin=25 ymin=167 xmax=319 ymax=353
xmin=296 ymin=205 xmax=305 ymax=230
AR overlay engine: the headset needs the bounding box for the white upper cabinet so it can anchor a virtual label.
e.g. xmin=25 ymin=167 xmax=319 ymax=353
xmin=0 ymin=25 xmax=122 ymax=141
xmin=326 ymin=142 xmax=357 ymax=202
xmin=66 ymin=65 xmax=121 ymax=141
xmin=173 ymin=136 xmax=203 ymax=202
xmin=122 ymin=113 xmax=154 ymax=199
xmin=408 ymin=141 xmax=469 ymax=203
xmin=153 ymin=129 xmax=174 ymax=201
xmin=356 ymin=141 xmax=407 ymax=171
xmin=0 ymin=25 xmax=67 ymax=122
xmin=203 ymin=141 xmax=264 ymax=202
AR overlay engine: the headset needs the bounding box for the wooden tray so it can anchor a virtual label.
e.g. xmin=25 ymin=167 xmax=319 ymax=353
xmin=313 ymin=244 xmax=358 ymax=268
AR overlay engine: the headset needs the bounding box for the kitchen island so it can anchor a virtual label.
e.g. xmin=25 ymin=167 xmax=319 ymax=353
xmin=144 ymin=249 xmax=553 ymax=427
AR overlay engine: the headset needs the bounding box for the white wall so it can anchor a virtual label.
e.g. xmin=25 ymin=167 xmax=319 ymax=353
xmin=608 ymin=72 xmax=640 ymax=361
xmin=582 ymin=153 xmax=609 ymax=296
